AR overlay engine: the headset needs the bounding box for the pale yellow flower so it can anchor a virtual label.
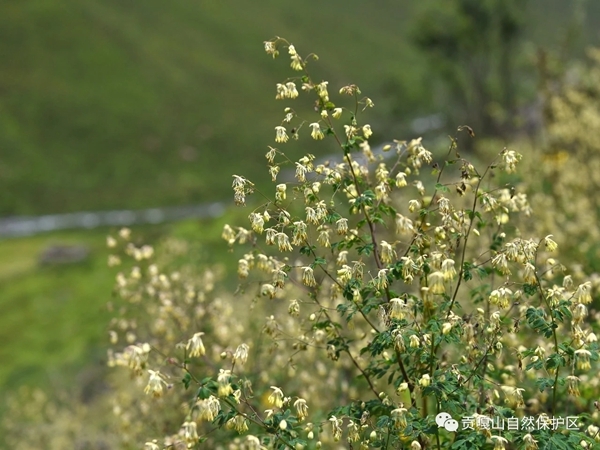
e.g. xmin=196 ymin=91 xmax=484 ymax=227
xmin=306 ymin=207 xmax=319 ymax=225
xmin=567 ymin=375 xmax=580 ymax=396
xmin=410 ymin=441 xmax=422 ymax=450
xmin=292 ymin=220 xmax=307 ymax=245
xmin=489 ymin=287 xmax=513 ymax=309
xmin=290 ymin=54 xmax=303 ymax=71
xmin=396 ymin=214 xmax=414 ymax=234
xmin=284 ymin=299 xmax=298 ymax=318
xmin=310 ymin=123 xmax=324 ymax=140
xmin=389 ymin=298 xmax=407 ymax=320
xmin=574 ymin=282 xmax=592 ymax=304
xmin=502 ymin=149 xmax=522 ymax=173
xmin=428 ymin=271 xmax=445 ymax=294
xmin=269 ymin=165 xmax=280 ymax=181
xmin=264 ymin=40 xmax=277 ymax=57
xmin=441 ymin=258 xmax=456 ymax=281
xmin=395 ymin=172 xmax=407 ymax=187
xmin=248 ymin=212 xmax=265 ymax=234
xmin=344 ymin=125 xmax=358 ymax=139
xmin=195 ymin=396 xmax=221 ymax=422
xmin=271 ymin=268 xmax=287 ymax=288
xmin=268 ymin=386 xmax=285 ymax=408
xmin=181 ymin=421 xmax=198 ymax=444
xmin=119 ymin=227 xmax=131 ymax=240
xmin=217 ymin=369 xmax=233 ymax=397
xmin=501 ymin=385 xmax=525 ymax=407
xmin=337 ymin=265 xmax=352 ymax=284
xmin=302 ymin=266 xmax=317 ymax=287
xmin=315 ymin=81 xmax=329 ymax=101
xmin=265 ymin=146 xmax=277 ymax=163
xmin=317 ymin=228 xmax=330 ymax=247
xmin=374 ymin=269 xmax=389 ymax=291
xmin=491 ymin=435 xmax=508 ymax=450
xmin=336 ymin=218 xmax=348 ymax=235
xmin=276 ymin=232 xmax=293 ymax=252
xmin=391 ymin=407 xmax=408 ymax=429
xmin=491 ymin=253 xmax=511 ymax=275
xmin=408 ymin=199 xmax=421 ymax=213
xmin=294 ymin=398 xmax=309 ymax=421
xmin=261 ymin=283 xmax=276 ymax=299
xmin=275 ymin=126 xmax=289 ymax=143
xmin=295 ymin=162 xmax=308 ymax=182
xmin=380 ymin=240 xmax=396 ymax=264
xmin=409 ymin=335 xmax=420 ymax=348
xmin=234 ymin=343 xmax=249 ymax=365
xmin=275 ymin=83 xmax=288 ymax=100
xmin=144 ymin=370 xmax=168 ymax=398
xmin=522 ymin=433 xmax=538 ymax=450
xmin=275 ymin=183 xmax=287 ymax=201
xmin=228 ymin=415 xmax=249 ymax=433
xmin=329 ymin=416 xmax=343 ymax=442
xmin=187 ymin=332 xmax=206 ymax=357
xmin=286 ymin=82 xmax=299 ymax=98
xmin=575 ymin=349 xmax=592 ymax=370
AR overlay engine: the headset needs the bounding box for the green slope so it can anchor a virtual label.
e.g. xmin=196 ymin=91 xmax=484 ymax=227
xmin=0 ymin=0 xmax=418 ymax=215
xmin=0 ymin=0 xmax=598 ymax=215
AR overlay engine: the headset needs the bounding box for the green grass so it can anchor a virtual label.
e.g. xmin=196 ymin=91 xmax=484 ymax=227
xmin=0 ymin=0 xmax=414 ymax=215
xmin=1 ymin=0 xmax=598 ymax=216
xmin=0 ymin=208 xmax=250 ymax=397
xmin=0 ymin=230 xmax=114 ymax=389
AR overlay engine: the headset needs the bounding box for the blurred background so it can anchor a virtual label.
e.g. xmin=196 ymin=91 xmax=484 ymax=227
xmin=1 ymin=0 xmax=599 ymax=442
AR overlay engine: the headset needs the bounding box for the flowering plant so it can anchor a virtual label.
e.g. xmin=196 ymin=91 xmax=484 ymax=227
xmin=7 ymin=39 xmax=600 ymax=450
xmin=105 ymin=37 xmax=600 ymax=450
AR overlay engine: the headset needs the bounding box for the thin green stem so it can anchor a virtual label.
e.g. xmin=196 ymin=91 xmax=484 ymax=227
xmin=533 ymin=247 xmax=560 ymax=416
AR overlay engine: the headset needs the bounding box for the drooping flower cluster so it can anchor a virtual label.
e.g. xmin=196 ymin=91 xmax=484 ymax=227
xmin=7 ymin=38 xmax=600 ymax=450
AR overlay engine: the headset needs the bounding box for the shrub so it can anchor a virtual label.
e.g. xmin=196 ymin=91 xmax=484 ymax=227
xmin=5 ymin=39 xmax=600 ymax=450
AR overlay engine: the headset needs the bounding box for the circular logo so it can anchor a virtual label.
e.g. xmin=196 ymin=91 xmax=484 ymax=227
xmin=435 ymin=412 xmax=459 ymax=432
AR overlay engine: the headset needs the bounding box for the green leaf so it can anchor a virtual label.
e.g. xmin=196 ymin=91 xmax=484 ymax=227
xmin=535 ymin=377 xmax=554 ymax=392
xmin=342 ymin=278 xmax=361 ymax=301
xmin=325 ymin=212 xmax=342 ymax=223
xmin=435 ymin=183 xmax=449 ymax=193
xmin=378 ymin=203 xmax=397 ymax=216
xmin=299 ymin=245 xmax=315 ymax=256
xmin=523 ymin=283 xmax=538 ymax=296
xmin=462 ymin=262 xmax=473 ymax=281
xmin=312 ymin=257 xmax=327 ymax=267
xmin=372 ymin=214 xmax=385 ymax=225
xmin=182 ymin=372 xmax=192 ymax=390
xmin=357 ymin=243 xmax=374 ymax=256
xmin=197 ymin=386 xmax=211 ymax=399
xmin=545 ymin=353 xmax=566 ymax=371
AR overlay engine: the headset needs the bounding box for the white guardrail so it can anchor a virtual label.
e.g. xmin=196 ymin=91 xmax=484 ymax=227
xmin=0 ymin=114 xmax=445 ymax=238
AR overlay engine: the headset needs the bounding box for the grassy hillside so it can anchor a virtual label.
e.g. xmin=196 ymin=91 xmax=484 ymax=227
xmin=0 ymin=0 xmax=413 ymax=215
xmin=0 ymin=229 xmax=114 ymax=391
xmin=1 ymin=0 xmax=599 ymax=216
xmin=0 ymin=212 xmax=247 ymax=399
